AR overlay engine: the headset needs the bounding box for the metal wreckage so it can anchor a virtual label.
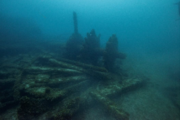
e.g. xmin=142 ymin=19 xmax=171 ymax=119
xmin=0 ymin=12 xmax=147 ymax=120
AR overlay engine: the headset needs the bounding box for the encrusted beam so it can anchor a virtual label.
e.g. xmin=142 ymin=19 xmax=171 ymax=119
xmin=38 ymin=56 xmax=110 ymax=80
xmin=98 ymin=78 xmax=144 ymax=97
xmin=90 ymin=92 xmax=129 ymax=120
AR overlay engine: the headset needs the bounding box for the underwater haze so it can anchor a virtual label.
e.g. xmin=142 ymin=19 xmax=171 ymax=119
xmin=1 ymin=0 xmax=180 ymax=50
xmin=0 ymin=0 xmax=180 ymax=120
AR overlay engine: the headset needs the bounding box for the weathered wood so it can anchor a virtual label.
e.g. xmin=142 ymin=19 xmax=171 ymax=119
xmin=58 ymin=58 xmax=107 ymax=72
xmin=48 ymin=76 xmax=87 ymax=86
xmin=98 ymin=78 xmax=144 ymax=97
xmin=24 ymin=66 xmax=82 ymax=77
xmin=90 ymin=92 xmax=129 ymax=120
xmin=38 ymin=56 xmax=110 ymax=80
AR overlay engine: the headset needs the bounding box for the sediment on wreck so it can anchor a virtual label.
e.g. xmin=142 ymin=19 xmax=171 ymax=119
xmin=0 ymin=11 xmax=150 ymax=120
xmin=89 ymin=77 xmax=146 ymax=120
xmin=90 ymin=92 xmax=129 ymax=120
xmin=37 ymin=56 xmax=110 ymax=81
xmin=0 ymin=52 xmax=147 ymax=120
xmin=98 ymin=78 xmax=145 ymax=97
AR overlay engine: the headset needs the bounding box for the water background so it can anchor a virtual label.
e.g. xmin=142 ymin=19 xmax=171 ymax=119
xmin=0 ymin=0 xmax=180 ymax=119
xmin=1 ymin=0 xmax=180 ymax=80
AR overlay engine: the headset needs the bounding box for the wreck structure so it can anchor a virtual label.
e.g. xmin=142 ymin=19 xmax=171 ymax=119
xmin=0 ymin=12 xmax=148 ymax=120
xmin=64 ymin=12 xmax=84 ymax=60
xmin=104 ymin=34 xmax=126 ymax=71
xmin=0 ymin=54 xmax=145 ymax=120
xmin=80 ymin=29 xmax=102 ymax=65
xmin=64 ymin=12 xmax=126 ymax=72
